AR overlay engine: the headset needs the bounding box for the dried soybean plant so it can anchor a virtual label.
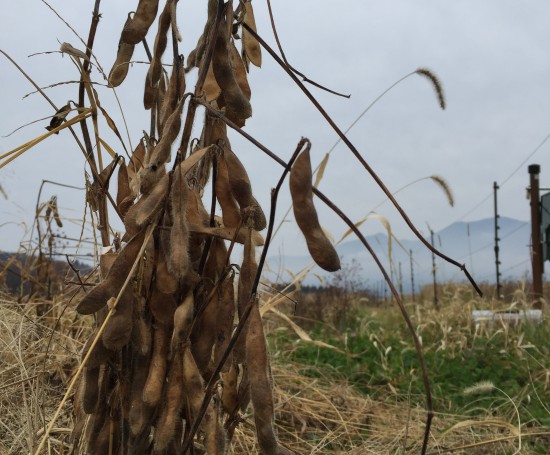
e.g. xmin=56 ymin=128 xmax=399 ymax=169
xmin=0 ymin=1 xmax=483 ymax=454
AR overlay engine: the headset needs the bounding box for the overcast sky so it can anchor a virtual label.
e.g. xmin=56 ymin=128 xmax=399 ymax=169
xmin=1 ymin=1 xmax=550 ymax=274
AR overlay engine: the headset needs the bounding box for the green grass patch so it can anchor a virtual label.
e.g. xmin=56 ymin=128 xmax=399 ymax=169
xmin=271 ymin=307 xmax=550 ymax=427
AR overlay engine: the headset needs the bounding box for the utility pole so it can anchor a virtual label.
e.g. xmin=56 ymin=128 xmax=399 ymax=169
xmin=409 ymin=249 xmax=416 ymax=302
xmin=398 ymin=261 xmax=404 ymax=302
xmin=493 ymin=181 xmax=502 ymax=299
xmin=528 ymin=164 xmax=543 ymax=308
xmin=430 ymin=229 xmax=439 ymax=309
xmin=467 ymin=223 xmax=475 ymax=276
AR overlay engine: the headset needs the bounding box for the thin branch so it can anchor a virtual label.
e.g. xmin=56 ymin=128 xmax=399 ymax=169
xmin=2 ymin=115 xmax=57 ymax=138
xmin=252 ymin=138 xmax=310 ymax=294
xmin=77 ymin=0 xmax=101 ymax=174
xmin=265 ymin=0 xmax=350 ymax=98
xmin=22 ymin=80 xmax=106 ymax=100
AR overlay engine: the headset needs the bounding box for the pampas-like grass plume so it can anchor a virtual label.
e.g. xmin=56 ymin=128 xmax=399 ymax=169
xmin=416 ymin=68 xmax=446 ymax=110
xmin=430 ymin=175 xmax=454 ymax=207
xmin=463 ymin=381 xmax=495 ymax=396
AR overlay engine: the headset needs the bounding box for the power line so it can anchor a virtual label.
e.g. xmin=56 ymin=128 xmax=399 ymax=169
xmin=455 ymin=222 xmax=528 ymax=261
xmin=500 ymin=133 xmax=550 ymax=186
xmin=458 ymin=194 xmax=492 ymax=221
xmin=476 ymin=258 xmax=531 ymax=280
xmin=456 ymin=130 xmax=550 ymax=222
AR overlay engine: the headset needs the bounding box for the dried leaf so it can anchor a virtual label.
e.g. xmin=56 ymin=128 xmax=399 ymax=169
xmin=60 ymin=42 xmax=90 ymax=62
xmin=242 ymin=1 xmax=261 ymax=68
xmin=45 ymin=103 xmax=71 ymax=133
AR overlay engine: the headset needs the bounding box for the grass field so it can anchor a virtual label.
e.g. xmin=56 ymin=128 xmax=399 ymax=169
xmin=1 ymin=279 xmax=548 ymax=454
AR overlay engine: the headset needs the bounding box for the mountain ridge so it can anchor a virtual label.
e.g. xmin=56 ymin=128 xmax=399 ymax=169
xmin=268 ymin=217 xmax=535 ymax=291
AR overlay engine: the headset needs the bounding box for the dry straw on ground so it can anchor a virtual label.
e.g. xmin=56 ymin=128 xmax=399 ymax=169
xmin=1 ymin=287 xmax=548 ymax=454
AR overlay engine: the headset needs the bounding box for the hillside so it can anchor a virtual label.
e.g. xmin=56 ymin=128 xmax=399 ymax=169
xmin=267 ymin=217 xmax=534 ymax=292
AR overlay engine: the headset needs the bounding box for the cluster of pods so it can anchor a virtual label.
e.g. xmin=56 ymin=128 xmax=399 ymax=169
xmin=72 ymin=1 xmax=339 ymax=453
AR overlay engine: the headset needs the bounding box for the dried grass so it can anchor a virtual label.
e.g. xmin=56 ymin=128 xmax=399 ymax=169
xmin=1 ymin=286 xmax=548 ymax=455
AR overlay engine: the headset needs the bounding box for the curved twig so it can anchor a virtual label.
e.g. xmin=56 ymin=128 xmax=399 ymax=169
xmin=265 ymin=0 xmax=350 ymax=99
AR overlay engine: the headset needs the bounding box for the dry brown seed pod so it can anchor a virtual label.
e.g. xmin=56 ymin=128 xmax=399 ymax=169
xmin=212 ymin=14 xmax=252 ymax=127
xmin=117 ymin=161 xmax=134 ymax=217
xmin=186 ymin=0 xmax=217 ymax=70
xmin=109 ymin=13 xmax=136 ymax=87
xmin=224 ymin=148 xmax=266 ymax=231
xmin=167 ymin=164 xmax=190 ymax=282
xmin=188 ymin=144 xmax=213 ymax=193
xmin=121 ymin=0 xmax=160 ymax=45
xmin=129 ymin=352 xmax=152 ymax=437
xmin=149 ymin=97 xmax=185 ymax=166
xmin=125 ymin=172 xmax=169 ymax=237
xmin=289 ymin=147 xmax=341 ymax=272
xmin=191 ymin=288 xmax=218 ymax=374
xmin=154 ymin=348 xmax=184 ymax=452
xmin=84 ymin=369 xmax=110 ymax=451
xmin=202 ymin=108 xmax=227 ymax=146
xmin=132 ymin=297 xmax=152 ymax=356
xmin=81 ymin=332 xmax=113 ymax=368
xmin=181 ymin=347 xmax=205 ymax=415
xmin=139 ymin=234 xmax=156 ymax=297
xmin=129 ymin=138 xmax=147 ymax=175
xmin=149 ymin=285 xmax=177 ymax=327
xmin=234 ymin=228 xmax=257 ymax=363
xmin=99 ymin=251 xmax=117 ymax=277
xmin=155 ymin=249 xmax=178 ymax=295
xmin=238 ymin=227 xmax=256 ymax=316
xmin=171 ymin=292 xmax=193 ymax=354
xmin=127 ymin=143 xmax=145 ymax=197
xmin=143 ymin=74 xmax=158 ymax=111
xmin=102 ymin=291 xmax=133 ymax=350
xmin=204 ymin=404 xmax=228 ymax=455
xmin=230 ymin=41 xmax=251 ymax=101
xmin=186 ymin=46 xmax=198 ymax=71
xmin=216 ymin=154 xmax=241 ymax=228
xmin=170 ymin=0 xmax=181 ymax=41
xmin=81 ymin=366 xmax=100 ymax=414
xmin=221 ymin=364 xmax=238 ymax=415
xmin=242 ymin=0 xmax=262 ymax=68
xmin=158 ymin=69 xmax=168 ymax=105
xmin=146 ymin=0 xmax=172 ymax=91
xmin=225 ymin=0 xmax=233 ymax=38
xmin=137 ymin=161 xmax=167 ymax=197
xmin=236 ymin=363 xmax=251 ymax=413
xmin=159 ymin=58 xmax=184 ymax=132
xmin=186 ymin=185 xmax=209 ymax=235
xmin=76 ymin=229 xmax=146 ymax=314
xmin=204 ymin=236 xmax=228 ymax=282
xmin=159 ymin=201 xmax=173 ymax=260
xmin=92 ymin=416 xmax=120 ymax=455
xmin=186 ymin=201 xmax=208 ymax=270
xmin=143 ymin=323 xmax=170 ymax=406
xmin=203 ymin=62 xmax=222 ymax=102
xmin=246 ymin=300 xmax=294 ymax=455
xmin=213 ymin=271 xmax=236 ymax=372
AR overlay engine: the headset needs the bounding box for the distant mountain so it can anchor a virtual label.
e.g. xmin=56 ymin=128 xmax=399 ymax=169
xmin=0 ymin=252 xmax=91 ymax=294
xmin=267 ymin=217 xmax=536 ymax=292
